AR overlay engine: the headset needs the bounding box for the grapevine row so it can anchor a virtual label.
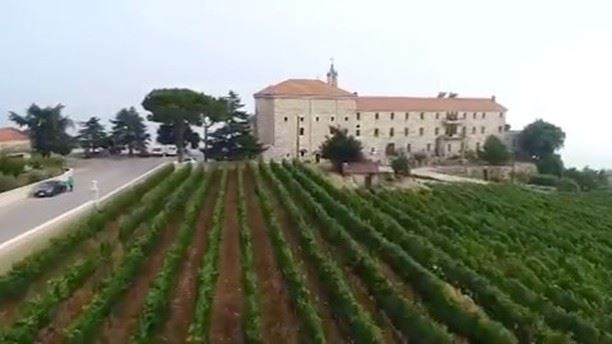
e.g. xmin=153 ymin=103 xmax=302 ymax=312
xmin=188 ymin=168 xmax=228 ymax=343
xmin=130 ymin=165 xmax=212 ymax=343
xmin=250 ymin=164 xmax=326 ymax=343
xmin=65 ymin=165 xmax=202 ymax=343
xmin=283 ymin=162 xmax=516 ymax=343
xmin=266 ymin=162 xmax=455 ymax=343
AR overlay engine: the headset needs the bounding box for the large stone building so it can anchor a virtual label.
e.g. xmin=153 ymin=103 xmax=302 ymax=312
xmin=254 ymin=64 xmax=508 ymax=162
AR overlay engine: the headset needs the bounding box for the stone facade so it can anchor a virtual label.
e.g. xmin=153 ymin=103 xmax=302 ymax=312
xmin=254 ymin=65 xmax=508 ymax=162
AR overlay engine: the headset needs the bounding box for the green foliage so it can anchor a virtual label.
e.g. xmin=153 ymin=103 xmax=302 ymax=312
xmin=205 ymin=91 xmax=264 ymax=161
xmin=268 ymin=162 xmax=455 ymax=343
xmin=0 ymin=173 xmax=20 ymax=192
xmin=529 ymin=174 xmax=560 ymax=187
xmin=537 ymin=154 xmax=564 ymax=176
xmin=518 ymin=120 xmax=566 ymax=159
xmin=479 ymin=135 xmax=511 ymax=165
xmin=131 ymin=166 xmax=210 ymax=343
xmin=143 ymin=88 xmax=225 ymax=161
xmin=9 ymin=103 xmax=74 ymax=157
xmin=189 ymin=169 xmax=228 ymax=343
xmin=77 ymin=116 xmax=108 ymax=156
xmin=556 ymin=178 xmax=580 ymax=192
xmin=287 ymin=161 xmax=518 ymax=344
xmin=237 ymin=167 xmax=263 ymax=343
xmin=251 ymin=165 xmax=326 ymax=344
xmin=1 ymin=258 xmax=98 ymax=343
xmin=66 ymin=165 xmax=201 ymax=343
xmin=0 ymin=164 xmax=174 ymax=304
xmin=156 ymin=123 xmax=201 ymax=149
xmin=110 ymin=107 xmax=149 ymax=155
xmin=564 ymin=167 xmax=609 ymax=191
xmin=0 ymin=154 xmax=26 ymax=176
xmin=390 ymin=154 xmax=411 ymax=175
xmin=319 ymin=126 xmax=363 ymax=171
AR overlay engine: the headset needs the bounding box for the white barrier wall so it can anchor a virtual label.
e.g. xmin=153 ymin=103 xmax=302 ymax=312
xmin=0 ymin=162 xmax=171 ymax=275
xmin=0 ymin=168 xmax=74 ymax=209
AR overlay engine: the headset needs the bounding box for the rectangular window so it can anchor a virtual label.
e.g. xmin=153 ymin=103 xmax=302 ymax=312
xmin=315 ymin=116 xmax=319 ymax=122
xmin=299 ymin=127 xmax=305 ymax=136
xmin=472 ymin=127 xmax=476 ymax=134
xmin=499 ymin=112 xmax=504 ymax=118
xmin=405 ymin=112 xmax=409 ymax=120
xmin=356 ymin=112 xmax=361 ymax=120
xmin=389 ymin=128 xmax=394 ymax=137
xmin=300 ymin=116 xmax=304 ymax=122
xmin=374 ymin=128 xmax=379 ymax=137
xmin=419 ymin=127 xmax=424 ymax=136
xmin=498 ymin=126 xmax=502 ymax=133
xmin=427 ymin=143 xmax=432 ymax=151
xmin=481 ymin=126 xmax=485 ymax=134
xmin=448 ymin=144 xmax=452 ymax=152
xmin=331 ymin=116 xmax=335 ymax=122
xmin=463 ymin=112 xmax=467 ymax=119
xmin=473 ymin=112 xmax=477 ymax=119
xmin=329 ymin=127 xmax=333 ymax=134
xmin=435 ymin=112 xmax=440 ymax=119
xmin=375 ymin=112 xmax=379 ymax=120
xmin=482 ymin=112 xmax=486 ymax=119
xmin=435 ymin=127 xmax=440 ymax=135
xmin=356 ymin=129 xmax=361 ymax=137
xmin=390 ymin=112 xmax=395 ymax=120
xmin=404 ymin=127 xmax=409 ymax=136
xmin=462 ymin=126 xmax=466 ymax=135
xmin=406 ymin=143 xmax=411 ymax=153
xmin=284 ymin=117 xmax=288 ymax=122
xmin=476 ymin=142 xmax=481 ymax=151
xmin=420 ymin=112 xmax=425 ymax=120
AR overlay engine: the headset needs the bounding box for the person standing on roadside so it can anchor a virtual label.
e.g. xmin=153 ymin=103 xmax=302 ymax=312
xmin=67 ymin=175 xmax=75 ymax=192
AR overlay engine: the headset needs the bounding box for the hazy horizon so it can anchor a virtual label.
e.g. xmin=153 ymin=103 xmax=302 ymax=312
xmin=2 ymin=0 xmax=611 ymax=168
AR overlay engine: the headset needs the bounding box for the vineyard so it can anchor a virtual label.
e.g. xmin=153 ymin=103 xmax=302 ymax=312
xmin=0 ymin=161 xmax=611 ymax=343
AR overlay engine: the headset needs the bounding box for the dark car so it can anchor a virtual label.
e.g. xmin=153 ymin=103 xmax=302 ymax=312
xmin=33 ymin=180 xmax=67 ymax=198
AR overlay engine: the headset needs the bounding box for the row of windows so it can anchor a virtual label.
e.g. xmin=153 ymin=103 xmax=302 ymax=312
xmin=284 ymin=111 xmax=504 ymax=123
xmin=298 ymin=125 xmax=504 ymax=137
xmin=372 ymin=142 xmax=483 ymax=154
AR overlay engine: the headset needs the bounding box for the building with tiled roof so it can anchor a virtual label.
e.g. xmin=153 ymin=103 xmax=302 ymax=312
xmin=0 ymin=127 xmax=31 ymax=154
xmin=254 ymin=64 xmax=509 ymax=161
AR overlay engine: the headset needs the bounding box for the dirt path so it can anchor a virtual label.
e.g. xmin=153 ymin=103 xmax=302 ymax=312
xmin=158 ymin=172 xmax=220 ymax=343
xmin=259 ymin=171 xmax=345 ymax=343
xmin=209 ymin=168 xmax=244 ymax=343
xmin=242 ymin=168 xmax=302 ymax=343
xmin=93 ymin=213 xmax=184 ymax=344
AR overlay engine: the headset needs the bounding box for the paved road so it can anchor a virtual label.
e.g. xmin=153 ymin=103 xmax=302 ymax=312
xmin=0 ymin=157 xmax=170 ymax=244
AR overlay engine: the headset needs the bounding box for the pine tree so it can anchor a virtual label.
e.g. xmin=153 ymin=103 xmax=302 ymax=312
xmin=110 ymin=107 xmax=149 ymax=156
xmin=77 ymin=116 xmax=108 ymax=157
xmin=205 ymin=91 xmax=264 ymax=160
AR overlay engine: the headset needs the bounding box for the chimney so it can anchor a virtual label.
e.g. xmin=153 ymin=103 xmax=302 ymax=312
xmin=353 ymin=92 xmax=358 ymax=96
xmin=449 ymin=92 xmax=458 ymax=98
xmin=437 ymin=92 xmax=447 ymax=98
xmin=491 ymin=95 xmax=496 ymax=102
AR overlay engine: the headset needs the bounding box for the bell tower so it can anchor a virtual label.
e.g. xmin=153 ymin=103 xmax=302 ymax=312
xmin=326 ymin=58 xmax=338 ymax=87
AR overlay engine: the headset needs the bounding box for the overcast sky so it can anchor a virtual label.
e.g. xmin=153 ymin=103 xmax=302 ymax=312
xmin=1 ymin=0 xmax=611 ymax=167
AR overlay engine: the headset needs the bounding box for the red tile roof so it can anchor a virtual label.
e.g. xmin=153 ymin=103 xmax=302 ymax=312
xmin=0 ymin=127 xmax=29 ymax=142
xmin=254 ymin=79 xmax=355 ymax=97
xmin=356 ymin=96 xmax=506 ymax=112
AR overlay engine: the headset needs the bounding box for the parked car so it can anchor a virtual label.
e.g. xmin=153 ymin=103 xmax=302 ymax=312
xmin=33 ymin=180 xmax=67 ymax=198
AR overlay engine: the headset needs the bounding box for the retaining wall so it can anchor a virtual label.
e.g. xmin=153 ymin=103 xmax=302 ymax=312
xmin=0 ymin=168 xmax=74 ymax=209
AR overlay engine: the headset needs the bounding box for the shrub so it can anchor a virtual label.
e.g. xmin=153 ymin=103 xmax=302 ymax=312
xmin=0 ymin=154 xmax=26 ymax=176
xmin=556 ymin=178 xmax=579 ymax=192
xmin=0 ymin=173 xmax=20 ymax=192
xmin=391 ymin=154 xmax=410 ymax=176
xmin=529 ymin=174 xmax=559 ymax=187
xmin=479 ymin=135 xmax=510 ymax=165
xmin=22 ymin=170 xmax=50 ymax=184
